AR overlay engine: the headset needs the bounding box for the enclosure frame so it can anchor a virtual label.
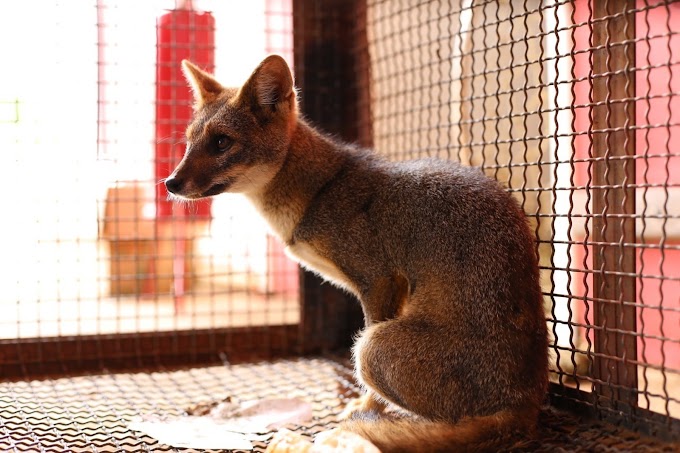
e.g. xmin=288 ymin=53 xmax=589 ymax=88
xmin=1 ymin=0 xmax=679 ymax=447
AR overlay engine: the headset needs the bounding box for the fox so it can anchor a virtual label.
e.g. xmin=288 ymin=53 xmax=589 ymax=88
xmin=165 ymin=55 xmax=549 ymax=452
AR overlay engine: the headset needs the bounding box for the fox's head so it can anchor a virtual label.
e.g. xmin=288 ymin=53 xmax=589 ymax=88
xmin=165 ymin=55 xmax=297 ymax=199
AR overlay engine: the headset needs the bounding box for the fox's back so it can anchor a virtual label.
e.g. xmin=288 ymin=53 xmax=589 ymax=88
xmin=296 ymin=148 xmax=541 ymax=315
xmin=289 ymin=144 xmax=548 ymax=413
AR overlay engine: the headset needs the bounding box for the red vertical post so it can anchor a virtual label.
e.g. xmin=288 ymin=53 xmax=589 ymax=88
xmin=155 ymin=1 xmax=214 ymax=307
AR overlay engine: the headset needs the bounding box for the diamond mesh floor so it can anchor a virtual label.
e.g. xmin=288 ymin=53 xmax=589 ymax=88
xmin=0 ymin=357 xmax=358 ymax=452
xmin=1 ymin=356 xmax=677 ymax=452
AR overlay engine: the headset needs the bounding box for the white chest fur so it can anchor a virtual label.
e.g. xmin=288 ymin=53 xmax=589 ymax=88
xmin=285 ymin=242 xmax=356 ymax=294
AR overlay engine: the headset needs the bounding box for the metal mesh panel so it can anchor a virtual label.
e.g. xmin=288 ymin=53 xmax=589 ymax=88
xmin=0 ymin=0 xmax=302 ymax=374
xmin=0 ymin=357 xmax=358 ymax=452
xmin=366 ymin=0 xmax=679 ymax=437
xmin=2 ymin=357 xmax=677 ymax=452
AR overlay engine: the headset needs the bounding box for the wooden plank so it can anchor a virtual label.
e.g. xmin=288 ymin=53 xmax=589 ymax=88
xmin=591 ymin=0 xmax=638 ymax=409
xmin=292 ymin=0 xmax=368 ymax=355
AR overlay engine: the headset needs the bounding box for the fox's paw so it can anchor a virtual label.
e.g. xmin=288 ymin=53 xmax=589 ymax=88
xmin=340 ymin=393 xmax=386 ymax=420
xmin=314 ymin=428 xmax=380 ymax=452
xmin=265 ymin=428 xmax=380 ymax=453
xmin=339 ymin=396 xmax=366 ymax=420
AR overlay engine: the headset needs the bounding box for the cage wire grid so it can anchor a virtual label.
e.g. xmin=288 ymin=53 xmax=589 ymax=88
xmin=1 ymin=0 xmax=680 ymax=451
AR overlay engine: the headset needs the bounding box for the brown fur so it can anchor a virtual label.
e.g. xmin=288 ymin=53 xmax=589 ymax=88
xmin=344 ymin=408 xmax=538 ymax=453
xmin=167 ymin=55 xmax=549 ymax=452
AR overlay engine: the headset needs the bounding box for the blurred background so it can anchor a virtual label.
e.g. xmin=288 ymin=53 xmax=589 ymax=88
xmin=0 ymin=0 xmax=299 ymax=338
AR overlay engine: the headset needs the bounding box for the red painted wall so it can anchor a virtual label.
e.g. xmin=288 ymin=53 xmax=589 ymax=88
xmin=570 ymin=2 xmax=679 ymax=368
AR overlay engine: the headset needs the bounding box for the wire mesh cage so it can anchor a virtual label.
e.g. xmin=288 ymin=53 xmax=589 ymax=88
xmin=1 ymin=0 xmax=679 ymax=451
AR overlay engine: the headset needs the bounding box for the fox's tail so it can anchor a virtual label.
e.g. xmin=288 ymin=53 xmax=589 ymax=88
xmin=342 ymin=409 xmax=536 ymax=453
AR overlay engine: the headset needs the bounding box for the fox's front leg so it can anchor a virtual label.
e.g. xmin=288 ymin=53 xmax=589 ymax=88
xmin=342 ymin=272 xmax=410 ymax=419
xmin=360 ymin=272 xmax=410 ymax=326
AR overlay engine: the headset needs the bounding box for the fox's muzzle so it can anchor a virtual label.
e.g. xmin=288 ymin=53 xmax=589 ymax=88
xmin=165 ymin=173 xmax=231 ymax=199
xmin=164 ymin=176 xmax=183 ymax=195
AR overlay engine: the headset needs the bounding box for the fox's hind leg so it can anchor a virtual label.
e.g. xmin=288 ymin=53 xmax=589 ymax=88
xmin=342 ymin=273 xmax=411 ymax=419
xmin=351 ymin=316 xmax=468 ymax=421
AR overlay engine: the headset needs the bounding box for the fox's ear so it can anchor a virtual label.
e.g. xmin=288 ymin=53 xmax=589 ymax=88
xmin=181 ymin=60 xmax=224 ymax=108
xmin=239 ymin=55 xmax=295 ymax=118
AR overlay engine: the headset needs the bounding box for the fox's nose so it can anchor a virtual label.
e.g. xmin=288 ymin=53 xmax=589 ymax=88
xmin=165 ymin=177 xmax=183 ymax=194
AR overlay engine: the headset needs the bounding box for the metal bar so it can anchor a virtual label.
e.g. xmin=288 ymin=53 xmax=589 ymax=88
xmin=0 ymin=326 xmax=299 ymax=380
xmin=591 ymin=0 xmax=638 ymax=408
xmin=293 ymin=0 xmax=367 ymax=354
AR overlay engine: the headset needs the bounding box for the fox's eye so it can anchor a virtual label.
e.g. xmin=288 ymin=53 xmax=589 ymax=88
xmin=216 ymin=136 xmax=234 ymax=152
